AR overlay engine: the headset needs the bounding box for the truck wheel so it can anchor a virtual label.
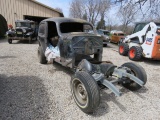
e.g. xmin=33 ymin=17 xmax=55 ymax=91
xmin=103 ymin=44 xmax=107 ymax=47
xmin=29 ymin=37 xmax=32 ymax=44
xmin=128 ymin=46 xmax=142 ymax=61
xmin=8 ymin=39 xmax=12 ymax=44
xmin=71 ymin=71 xmax=100 ymax=114
xmin=121 ymin=62 xmax=147 ymax=91
xmin=119 ymin=43 xmax=129 ymax=56
xmin=38 ymin=46 xmax=47 ymax=64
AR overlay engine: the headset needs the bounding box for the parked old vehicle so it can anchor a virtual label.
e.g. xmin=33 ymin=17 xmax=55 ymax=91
xmin=6 ymin=20 xmax=37 ymax=44
xmin=110 ymin=30 xmax=125 ymax=43
xmin=37 ymin=17 xmax=147 ymax=114
xmin=97 ymin=29 xmax=110 ymax=47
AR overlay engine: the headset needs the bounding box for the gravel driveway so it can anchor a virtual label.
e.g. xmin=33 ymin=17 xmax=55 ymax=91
xmin=0 ymin=39 xmax=160 ymax=120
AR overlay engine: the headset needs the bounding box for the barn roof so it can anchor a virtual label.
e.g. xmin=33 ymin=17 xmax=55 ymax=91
xmin=30 ymin=0 xmax=64 ymax=17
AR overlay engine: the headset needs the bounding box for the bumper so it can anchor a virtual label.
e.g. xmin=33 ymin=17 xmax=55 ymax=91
xmin=103 ymin=42 xmax=108 ymax=45
xmin=8 ymin=36 xmax=31 ymax=40
xmin=103 ymin=39 xmax=109 ymax=44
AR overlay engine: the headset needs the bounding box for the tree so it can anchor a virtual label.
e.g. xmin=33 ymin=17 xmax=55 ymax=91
xmin=118 ymin=2 xmax=139 ymax=32
xmin=97 ymin=19 xmax=105 ymax=29
xmin=113 ymin=0 xmax=160 ymax=19
xmin=69 ymin=0 xmax=110 ymax=25
xmin=55 ymin=7 xmax=63 ymax=13
xmin=69 ymin=0 xmax=85 ymax=19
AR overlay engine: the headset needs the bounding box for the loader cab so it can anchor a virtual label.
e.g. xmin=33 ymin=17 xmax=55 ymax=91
xmin=132 ymin=23 xmax=148 ymax=33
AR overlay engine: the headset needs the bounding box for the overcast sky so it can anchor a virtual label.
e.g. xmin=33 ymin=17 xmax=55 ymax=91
xmin=36 ymin=0 xmax=71 ymax=17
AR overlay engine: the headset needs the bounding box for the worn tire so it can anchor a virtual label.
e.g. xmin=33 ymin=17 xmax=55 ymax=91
xmin=128 ymin=46 xmax=142 ymax=61
xmin=100 ymin=63 xmax=116 ymax=77
xmin=38 ymin=46 xmax=47 ymax=64
xmin=8 ymin=39 xmax=12 ymax=44
xmin=70 ymin=71 xmax=100 ymax=114
xmin=29 ymin=37 xmax=32 ymax=44
xmin=103 ymin=44 xmax=107 ymax=47
xmin=121 ymin=62 xmax=147 ymax=91
xmin=119 ymin=43 xmax=129 ymax=56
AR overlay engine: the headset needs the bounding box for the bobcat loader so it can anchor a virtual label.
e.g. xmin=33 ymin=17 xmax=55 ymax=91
xmin=119 ymin=22 xmax=160 ymax=60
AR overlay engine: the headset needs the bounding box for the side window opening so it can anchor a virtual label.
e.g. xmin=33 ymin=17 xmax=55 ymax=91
xmin=47 ymin=21 xmax=59 ymax=47
xmin=31 ymin=22 xmax=35 ymax=29
xmin=118 ymin=33 xmax=124 ymax=36
xmin=133 ymin=23 xmax=147 ymax=33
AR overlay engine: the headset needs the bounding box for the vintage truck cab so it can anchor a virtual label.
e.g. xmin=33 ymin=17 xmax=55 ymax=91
xmin=37 ymin=17 xmax=103 ymax=68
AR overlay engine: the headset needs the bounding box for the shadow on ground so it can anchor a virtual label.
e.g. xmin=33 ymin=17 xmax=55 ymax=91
xmin=0 ymin=37 xmax=38 ymax=44
xmin=14 ymin=40 xmax=38 ymax=44
xmin=13 ymin=40 xmax=38 ymax=44
xmin=51 ymin=62 xmax=74 ymax=76
xmin=0 ymin=74 xmax=54 ymax=120
xmin=0 ymin=56 xmax=16 ymax=59
xmin=93 ymin=85 xmax=148 ymax=117
xmin=143 ymin=58 xmax=160 ymax=65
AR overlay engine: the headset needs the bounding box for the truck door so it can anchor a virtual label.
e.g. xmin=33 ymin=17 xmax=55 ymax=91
xmin=38 ymin=22 xmax=48 ymax=52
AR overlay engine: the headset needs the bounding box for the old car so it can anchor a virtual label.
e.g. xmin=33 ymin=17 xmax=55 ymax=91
xmin=37 ymin=17 xmax=147 ymax=114
xmin=97 ymin=29 xmax=110 ymax=47
xmin=110 ymin=30 xmax=125 ymax=43
xmin=6 ymin=20 xmax=38 ymax=44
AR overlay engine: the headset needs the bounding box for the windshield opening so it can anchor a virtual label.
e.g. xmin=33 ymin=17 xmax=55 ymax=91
xmin=60 ymin=22 xmax=93 ymax=33
xmin=103 ymin=31 xmax=109 ymax=35
xmin=118 ymin=33 xmax=124 ymax=36
xmin=16 ymin=22 xmax=30 ymax=27
xmin=155 ymin=23 xmax=160 ymax=28
xmin=97 ymin=30 xmax=104 ymax=35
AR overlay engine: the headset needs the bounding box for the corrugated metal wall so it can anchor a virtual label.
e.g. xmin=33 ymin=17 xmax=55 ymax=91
xmin=0 ymin=0 xmax=61 ymax=28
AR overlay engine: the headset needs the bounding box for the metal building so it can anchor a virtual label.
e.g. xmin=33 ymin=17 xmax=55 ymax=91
xmin=0 ymin=0 xmax=63 ymax=28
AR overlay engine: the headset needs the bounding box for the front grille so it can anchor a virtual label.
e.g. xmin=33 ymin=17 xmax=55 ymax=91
xmin=16 ymin=29 xmax=24 ymax=37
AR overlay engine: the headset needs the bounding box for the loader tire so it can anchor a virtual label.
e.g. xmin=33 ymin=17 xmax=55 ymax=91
xmin=38 ymin=46 xmax=47 ymax=64
xmin=121 ymin=62 xmax=147 ymax=91
xmin=128 ymin=46 xmax=142 ymax=61
xmin=119 ymin=43 xmax=129 ymax=56
xmin=70 ymin=71 xmax=100 ymax=114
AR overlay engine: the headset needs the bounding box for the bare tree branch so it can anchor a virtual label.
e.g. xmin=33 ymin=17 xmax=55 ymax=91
xmin=69 ymin=0 xmax=110 ymax=25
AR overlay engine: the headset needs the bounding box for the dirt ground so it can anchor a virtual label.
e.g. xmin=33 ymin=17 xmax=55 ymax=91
xmin=0 ymin=38 xmax=160 ymax=120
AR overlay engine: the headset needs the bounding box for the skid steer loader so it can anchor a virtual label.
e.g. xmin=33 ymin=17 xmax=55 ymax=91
xmin=119 ymin=22 xmax=160 ymax=61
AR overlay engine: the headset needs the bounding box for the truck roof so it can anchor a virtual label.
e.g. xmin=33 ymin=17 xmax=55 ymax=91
xmin=135 ymin=21 xmax=160 ymax=24
xmin=42 ymin=17 xmax=92 ymax=25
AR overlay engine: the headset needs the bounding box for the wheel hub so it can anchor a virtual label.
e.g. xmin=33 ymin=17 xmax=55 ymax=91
xmin=119 ymin=46 xmax=124 ymax=53
xmin=73 ymin=79 xmax=88 ymax=105
xmin=129 ymin=49 xmax=135 ymax=58
xmin=77 ymin=84 xmax=87 ymax=100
